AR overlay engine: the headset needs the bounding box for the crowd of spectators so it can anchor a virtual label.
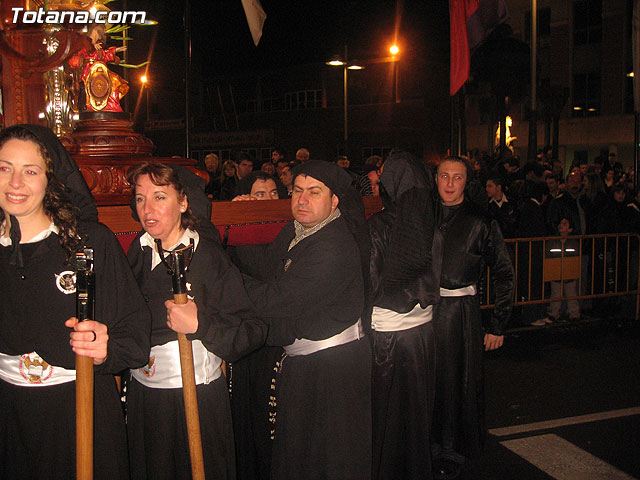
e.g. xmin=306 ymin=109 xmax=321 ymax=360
xmin=199 ymin=145 xmax=640 ymax=327
xmin=201 ymin=148 xmax=383 ymax=202
xmin=466 ymin=147 xmax=639 ymax=326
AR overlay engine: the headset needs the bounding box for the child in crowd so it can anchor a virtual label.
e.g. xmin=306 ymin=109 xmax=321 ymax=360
xmin=545 ymin=217 xmax=581 ymax=323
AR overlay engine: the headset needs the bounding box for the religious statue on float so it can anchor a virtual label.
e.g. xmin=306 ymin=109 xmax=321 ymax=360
xmin=68 ymin=24 xmax=129 ymax=112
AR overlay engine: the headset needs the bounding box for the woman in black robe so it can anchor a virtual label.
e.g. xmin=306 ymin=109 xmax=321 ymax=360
xmin=0 ymin=124 xmax=151 ymax=479
xmin=125 ymin=162 xmax=266 ymax=479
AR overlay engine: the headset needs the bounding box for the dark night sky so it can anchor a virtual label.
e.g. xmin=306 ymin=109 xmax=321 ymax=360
xmin=121 ymin=0 xmax=449 ymax=89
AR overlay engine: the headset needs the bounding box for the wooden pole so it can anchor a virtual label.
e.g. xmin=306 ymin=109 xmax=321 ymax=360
xmin=76 ymin=249 xmax=95 ymax=480
xmin=175 ymin=292 xmax=206 ymax=480
xmin=161 ymin=243 xmax=205 ymax=480
xmin=76 ymin=355 xmax=94 ymax=480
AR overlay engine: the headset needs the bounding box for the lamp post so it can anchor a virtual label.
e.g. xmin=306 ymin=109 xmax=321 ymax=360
xmin=326 ymin=46 xmax=364 ymax=158
xmin=327 ymin=45 xmax=398 ymax=158
xmin=140 ymin=74 xmax=149 ymax=122
xmin=390 ymin=44 xmax=399 ymax=103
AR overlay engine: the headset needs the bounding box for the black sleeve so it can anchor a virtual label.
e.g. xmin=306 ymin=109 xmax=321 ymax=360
xmin=484 ymin=219 xmax=515 ymax=335
xmin=187 ymin=246 xmax=268 ymax=363
xmin=229 ymin=244 xmax=273 ymax=279
xmin=367 ymin=213 xmax=392 ymax=306
xmin=240 ymin=238 xmax=357 ymax=320
xmin=92 ymin=224 xmax=151 ymax=374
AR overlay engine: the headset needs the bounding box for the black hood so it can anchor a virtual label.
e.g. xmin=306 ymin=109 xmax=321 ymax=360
xmin=2 ymin=124 xmax=97 ymax=267
xmin=17 ymin=124 xmax=98 ymax=222
xmin=292 ymin=160 xmax=364 ymax=229
xmin=292 ymin=160 xmax=370 ymax=304
xmin=379 ymin=149 xmax=434 ymax=206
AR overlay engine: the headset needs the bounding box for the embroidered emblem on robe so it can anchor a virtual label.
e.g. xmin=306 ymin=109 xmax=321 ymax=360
xmin=20 ymin=352 xmax=53 ymax=383
xmin=55 ymin=270 xmax=76 ymax=295
xmin=140 ymin=356 xmax=156 ymax=378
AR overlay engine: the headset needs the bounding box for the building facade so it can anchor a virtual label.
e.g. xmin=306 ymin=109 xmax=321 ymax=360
xmin=466 ymin=0 xmax=635 ymax=170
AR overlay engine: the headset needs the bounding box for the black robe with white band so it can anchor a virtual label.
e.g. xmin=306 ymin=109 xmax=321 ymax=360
xmin=0 ymin=221 xmax=150 ymax=480
xmin=126 ymin=226 xmax=266 ymax=480
xmin=432 ymin=200 xmax=514 ymax=464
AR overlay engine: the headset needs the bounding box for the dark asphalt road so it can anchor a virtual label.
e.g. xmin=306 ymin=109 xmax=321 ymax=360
xmin=462 ymin=318 xmax=640 ymax=479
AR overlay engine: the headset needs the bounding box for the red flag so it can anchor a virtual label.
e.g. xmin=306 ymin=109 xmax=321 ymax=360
xmin=449 ymin=0 xmax=479 ymax=96
xmin=449 ymin=0 xmax=509 ymax=96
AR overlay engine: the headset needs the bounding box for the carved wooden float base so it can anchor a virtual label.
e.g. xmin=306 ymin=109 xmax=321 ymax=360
xmin=60 ymin=112 xmax=197 ymax=206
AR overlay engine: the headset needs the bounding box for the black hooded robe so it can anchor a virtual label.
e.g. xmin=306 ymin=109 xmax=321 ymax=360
xmin=125 ymin=163 xmax=267 ymax=480
xmin=0 ymin=221 xmax=150 ymax=480
xmin=0 ymin=124 xmax=150 ymax=480
xmin=431 ymin=200 xmax=514 ymax=465
xmin=240 ymin=218 xmax=372 ymax=480
xmin=367 ymin=152 xmax=442 ymax=480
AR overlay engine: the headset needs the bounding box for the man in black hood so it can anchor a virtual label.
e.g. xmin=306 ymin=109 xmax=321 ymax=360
xmin=367 ymin=150 xmax=442 ymax=480
xmin=232 ymin=160 xmax=372 ymax=479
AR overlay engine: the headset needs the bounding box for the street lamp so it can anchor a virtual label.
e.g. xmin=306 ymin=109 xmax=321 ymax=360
xmin=327 ymin=45 xmax=400 ymax=157
xmin=326 ymin=46 xmax=363 ymax=158
xmin=140 ymin=74 xmax=149 ymax=122
xmin=390 ymin=44 xmax=400 ymax=103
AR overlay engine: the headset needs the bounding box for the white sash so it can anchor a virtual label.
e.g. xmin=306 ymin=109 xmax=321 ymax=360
xmin=131 ymin=339 xmax=222 ymax=389
xmin=0 ymin=351 xmax=76 ymax=387
xmin=439 ymin=284 xmax=477 ymax=297
xmin=371 ymin=303 xmax=433 ymax=332
xmin=284 ymin=319 xmax=364 ymax=357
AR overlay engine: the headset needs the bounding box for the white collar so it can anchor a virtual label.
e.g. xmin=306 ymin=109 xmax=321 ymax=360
xmin=0 ymin=220 xmax=58 ymax=247
xmin=139 ymin=228 xmax=199 ymax=271
xmin=489 ymin=193 xmax=508 ymax=208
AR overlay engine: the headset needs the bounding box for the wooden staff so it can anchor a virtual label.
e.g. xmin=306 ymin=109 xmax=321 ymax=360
xmin=159 ymin=241 xmax=206 ymax=480
xmin=75 ymin=248 xmax=95 ymax=480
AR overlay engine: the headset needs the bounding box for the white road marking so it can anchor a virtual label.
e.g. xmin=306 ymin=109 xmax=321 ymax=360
xmin=500 ymin=434 xmax=637 ymax=480
xmin=489 ymin=407 xmax=640 ymax=437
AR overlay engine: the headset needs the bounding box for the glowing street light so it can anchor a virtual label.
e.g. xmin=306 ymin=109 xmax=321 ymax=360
xmin=326 ymin=56 xmax=346 ymax=67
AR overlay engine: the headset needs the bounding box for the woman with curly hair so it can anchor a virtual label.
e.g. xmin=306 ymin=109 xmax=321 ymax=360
xmin=0 ymin=124 xmax=151 ymax=479
xmin=125 ymin=162 xmax=265 ymax=479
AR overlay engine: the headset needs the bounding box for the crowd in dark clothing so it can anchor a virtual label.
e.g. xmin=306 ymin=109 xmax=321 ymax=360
xmin=7 ymin=124 xmax=638 ymax=480
xmin=467 ymin=149 xmax=639 ymax=238
xmin=465 ymin=148 xmax=639 ymax=326
xmin=201 ymin=149 xmax=382 ymax=202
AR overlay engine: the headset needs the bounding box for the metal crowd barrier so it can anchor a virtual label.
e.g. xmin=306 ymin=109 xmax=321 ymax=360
xmin=481 ymin=233 xmax=640 ymax=322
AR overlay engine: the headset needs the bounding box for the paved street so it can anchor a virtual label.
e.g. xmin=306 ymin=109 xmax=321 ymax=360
xmin=463 ymin=318 xmax=640 ymax=479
